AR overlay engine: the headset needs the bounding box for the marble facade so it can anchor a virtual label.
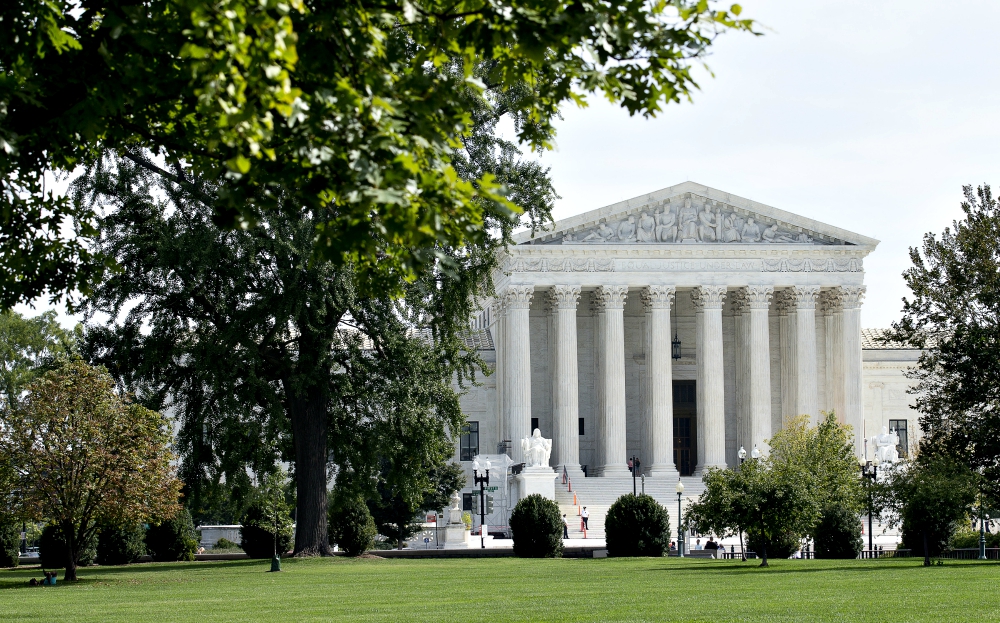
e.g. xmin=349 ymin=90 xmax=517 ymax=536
xmin=458 ymin=182 xmax=921 ymax=484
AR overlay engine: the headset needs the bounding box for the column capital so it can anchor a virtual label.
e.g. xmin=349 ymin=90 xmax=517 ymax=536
xmin=840 ymin=286 xmax=866 ymax=310
xmin=820 ymin=288 xmax=844 ymax=315
xmin=548 ymin=285 xmax=581 ymax=310
xmin=740 ymin=285 xmax=773 ymax=310
xmin=593 ymin=285 xmax=629 ymax=311
xmin=501 ymin=285 xmax=534 ymax=310
xmin=774 ymin=286 xmax=819 ymax=315
xmin=691 ymin=285 xmax=727 ymax=310
xmin=641 ymin=285 xmax=675 ymax=310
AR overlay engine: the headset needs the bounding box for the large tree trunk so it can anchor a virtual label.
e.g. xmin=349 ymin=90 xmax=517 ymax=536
xmin=289 ymin=384 xmax=332 ymax=556
xmin=923 ymin=530 xmax=930 ymax=567
xmin=64 ymin=523 xmax=78 ymax=581
xmin=760 ymin=542 xmax=769 ymax=567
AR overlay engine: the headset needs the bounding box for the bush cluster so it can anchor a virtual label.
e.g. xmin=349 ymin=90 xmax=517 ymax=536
xmin=746 ymin=531 xmax=800 ymax=560
xmin=0 ymin=521 xmax=20 ymax=567
xmin=813 ymin=504 xmax=862 ymax=559
xmin=240 ymin=502 xmax=294 ymax=559
xmin=328 ymin=496 xmax=376 ymax=557
xmin=97 ymin=521 xmax=147 ymax=565
xmin=145 ymin=508 xmax=198 ymax=562
xmin=509 ymin=494 xmax=563 ymax=558
xmin=605 ymin=494 xmax=670 ymax=557
xmin=39 ymin=524 xmax=96 ymax=569
xmin=213 ymin=537 xmax=241 ymax=550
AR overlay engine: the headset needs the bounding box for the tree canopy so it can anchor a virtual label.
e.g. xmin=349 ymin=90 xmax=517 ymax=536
xmin=1 ymin=359 xmax=182 ymax=580
xmin=887 ymin=184 xmax=1000 ymax=505
xmin=0 ymin=310 xmax=79 ymax=410
xmin=0 ymin=0 xmax=754 ymax=308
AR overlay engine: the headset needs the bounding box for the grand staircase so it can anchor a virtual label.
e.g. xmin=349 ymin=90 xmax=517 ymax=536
xmin=555 ymin=473 xmax=706 ymax=540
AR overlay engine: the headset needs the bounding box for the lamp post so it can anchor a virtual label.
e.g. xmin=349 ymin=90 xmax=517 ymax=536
xmin=738 ymin=446 xmax=746 ymax=466
xmin=859 ymin=454 xmax=880 ymax=555
xmin=472 ymin=458 xmax=491 ymax=549
xmin=629 ymin=456 xmax=641 ymax=496
xmin=676 ymin=480 xmax=685 ymax=557
xmin=751 ymin=445 xmax=761 ymax=460
xmin=979 ymin=491 xmax=988 ymax=560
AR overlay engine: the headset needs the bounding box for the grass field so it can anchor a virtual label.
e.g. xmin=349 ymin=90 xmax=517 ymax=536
xmin=2 ymin=556 xmax=999 ymax=622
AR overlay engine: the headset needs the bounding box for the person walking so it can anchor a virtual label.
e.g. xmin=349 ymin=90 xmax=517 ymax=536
xmin=581 ymin=506 xmax=589 ymax=530
xmin=562 ymin=514 xmax=569 ymax=539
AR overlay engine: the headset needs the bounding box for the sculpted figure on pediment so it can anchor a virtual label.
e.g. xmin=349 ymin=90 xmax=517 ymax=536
xmin=637 ymin=211 xmax=656 ymax=242
xmin=722 ymin=213 xmax=742 ymax=242
xmin=698 ymin=204 xmax=718 ymax=242
xmin=741 ymin=217 xmax=762 ymax=242
xmin=655 ymin=208 xmax=677 ymax=242
xmin=582 ymin=221 xmax=616 ymax=242
xmin=678 ymin=198 xmax=699 ymax=242
xmin=617 ymin=216 xmax=637 ymax=242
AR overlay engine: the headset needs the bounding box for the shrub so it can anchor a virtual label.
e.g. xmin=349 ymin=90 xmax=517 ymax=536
xmin=328 ymin=496 xmax=377 ymax=557
xmin=813 ymin=504 xmax=863 ymax=559
xmin=145 ymin=508 xmax=198 ymax=562
xmin=605 ymin=494 xmax=671 ymax=557
xmin=213 ymin=537 xmax=241 ymax=550
xmin=97 ymin=521 xmax=147 ymax=565
xmin=240 ymin=501 xmax=294 ymax=559
xmin=0 ymin=520 xmax=19 ymax=567
xmin=509 ymin=494 xmax=563 ymax=558
xmin=746 ymin=531 xmax=800 ymax=560
xmin=39 ymin=524 xmax=96 ymax=569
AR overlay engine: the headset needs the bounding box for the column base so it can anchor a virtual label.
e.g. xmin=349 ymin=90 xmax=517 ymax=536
xmin=693 ymin=463 xmax=726 ymax=478
xmin=647 ymin=464 xmax=679 ymax=479
xmin=596 ymin=464 xmax=631 ymax=478
xmin=515 ymin=467 xmax=558 ymax=502
xmin=555 ymin=464 xmax=586 ymax=482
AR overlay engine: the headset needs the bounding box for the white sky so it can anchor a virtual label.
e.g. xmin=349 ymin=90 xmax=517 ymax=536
xmin=19 ymin=0 xmax=1000 ymax=331
xmin=532 ymin=0 xmax=1000 ymax=328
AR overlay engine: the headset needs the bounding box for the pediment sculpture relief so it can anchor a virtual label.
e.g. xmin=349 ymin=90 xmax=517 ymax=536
xmin=558 ymin=197 xmax=829 ymax=245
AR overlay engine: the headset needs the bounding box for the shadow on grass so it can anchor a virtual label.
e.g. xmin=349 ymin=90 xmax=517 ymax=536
xmin=647 ymin=559 xmax=1000 ymax=576
xmin=0 ymin=558 xmax=271 ymax=591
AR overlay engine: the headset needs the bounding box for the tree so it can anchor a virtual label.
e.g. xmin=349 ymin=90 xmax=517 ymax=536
xmin=688 ymin=458 xmax=818 ymax=567
xmin=0 ymin=0 xmax=753 ymax=309
xmin=0 ymin=310 xmax=79 ymax=410
xmin=887 ymin=185 xmax=1000 ymax=506
xmin=605 ymin=494 xmax=671 ymax=557
xmin=368 ymin=461 xmax=465 ymax=549
xmin=877 ymin=454 xmax=977 ymax=566
xmin=509 ymin=494 xmax=563 ymax=558
xmin=812 ymin=504 xmax=863 ymax=559
xmin=0 ymin=359 xmax=182 ymax=580
xmin=328 ymin=494 xmax=377 ymax=557
xmin=239 ymin=472 xmax=295 ymax=559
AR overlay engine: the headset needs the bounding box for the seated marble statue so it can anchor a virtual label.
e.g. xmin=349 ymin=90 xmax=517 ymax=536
xmin=871 ymin=426 xmax=900 ymax=464
xmin=637 ymin=212 xmax=656 ymax=242
xmin=656 ymin=208 xmax=677 ymax=242
xmin=617 ymin=216 xmax=637 ymax=242
xmin=722 ymin=213 xmax=742 ymax=242
xmin=697 ymin=206 xmax=717 ymax=242
xmin=762 ymin=224 xmax=779 ymax=242
xmin=741 ymin=218 xmax=762 ymax=242
xmin=679 ymin=199 xmax=699 ymax=241
xmin=521 ymin=429 xmax=553 ymax=468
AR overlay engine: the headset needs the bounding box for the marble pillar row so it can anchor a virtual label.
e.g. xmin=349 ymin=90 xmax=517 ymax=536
xmin=792 ymin=287 xmax=820 ymax=421
xmin=643 ymin=285 xmax=677 ymax=478
xmin=732 ymin=293 xmax=751 ymax=456
xmin=822 ymin=290 xmax=846 ymax=424
xmin=746 ymin=285 xmax=774 ymax=455
xmin=503 ymin=285 xmax=534 ymax=464
xmin=777 ymin=294 xmax=796 ymax=425
xmin=549 ymin=285 xmax=583 ymax=478
xmin=594 ymin=285 xmax=629 ymax=477
xmin=692 ymin=286 xmax=727 ymax=471
xmin=841 ymin=286 xmax=866 ymax=456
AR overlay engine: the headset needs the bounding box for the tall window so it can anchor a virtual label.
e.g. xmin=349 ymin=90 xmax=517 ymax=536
xmin=889 ymin=420 xmax=908 ymax=458
xmin=579 ymin=418 xmax=585 ymax=436
xmin=460 ymin=422 xmax=479 ymax=461
xmin=530 ymin=417 xmax=539 ymax=433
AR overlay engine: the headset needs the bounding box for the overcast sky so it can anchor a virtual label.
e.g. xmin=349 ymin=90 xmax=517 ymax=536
xmin=18 ymin=0 xmax=1000 ymax=330
xmin=532 ymin=0 xmax=1000 ymax=328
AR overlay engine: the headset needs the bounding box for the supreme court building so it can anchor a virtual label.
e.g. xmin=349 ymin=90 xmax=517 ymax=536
xmin=455 ymin=182 xmax=921 ymax=493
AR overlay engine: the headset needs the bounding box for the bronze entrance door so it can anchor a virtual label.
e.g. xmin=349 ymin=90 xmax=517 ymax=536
xmin=673 ymin=380 xmax=696 ymax=476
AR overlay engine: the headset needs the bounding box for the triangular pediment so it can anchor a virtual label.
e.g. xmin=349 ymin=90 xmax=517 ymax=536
xmin=513 ymin=182 xmax=879 ymax=247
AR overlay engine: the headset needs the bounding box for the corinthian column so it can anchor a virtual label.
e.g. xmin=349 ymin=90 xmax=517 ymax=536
xmin=503 ymin=285 xmax=534 ymax=464
xmin=549 ymin=285 xmax=582 ymax=478
xmin=841 ymin=286 xmax=866 ymax=456
xmin=821 ymin=290 xmax=846 ymax=423
xmin=643 ymin=285 xmax=677 ymax=478
xmin=594 ymin=285 xmax=629 ymax=477
xmin=692 ymin=286 xmax=727 ymax=471
xmin=745 ymin=285 xmax=774 ymax=455
xmin=793 ymin=287 xmax=820 ymax=421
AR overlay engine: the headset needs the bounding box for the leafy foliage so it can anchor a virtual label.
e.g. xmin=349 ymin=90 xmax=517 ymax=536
xmin=509 ymin=494 xmax=563 ymax=558
xmin=887 ymin=185 xmax=1000 ymax=505
xmin=40 ymin=523 xmax=96 ymax=569
xmin=605 ymin=494 xmax=671 ymax=557
xmin=96 ymin=521 xmax=147 ymax=566
xmin=145 ymin=508 xmax=199 ymax=563
xmin=0 ymin=0 xmax=754 ymax=308
xmin=213 ymin=538 xmax=241 ymax=550
xmin=0 ymin=519 xmax=18 ymax=567
xmin=0 ymin=310 xmax=79 ymax=410
xmin=745 ymin=531 xmax=800 ymax=560
xmin=813 ymin=504 xmax=863 ymax=560
xmin=1 ymin=359 xmax=182 ymax=579
xmin=877 ymin=455 xmax=977 ymax=565
xmin=688 ymin=458 xmax=818 ymax=566
xmin=239 ymin=473 xmax=295 ymax=559
xmin=328 ymin=495 xmax=377 ymax=557
xmin=368 ymin=461 xmax=465 ymax=549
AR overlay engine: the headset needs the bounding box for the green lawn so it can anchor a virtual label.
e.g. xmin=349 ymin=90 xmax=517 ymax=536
xmin=2 ymin=556 xmax=998 ymax=622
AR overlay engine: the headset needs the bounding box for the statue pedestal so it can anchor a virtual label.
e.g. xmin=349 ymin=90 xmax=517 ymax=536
xmin=515 ymin=466 xmax=558 ymax=502
xmin=441 ymin=522 xmax=469 ymax=549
